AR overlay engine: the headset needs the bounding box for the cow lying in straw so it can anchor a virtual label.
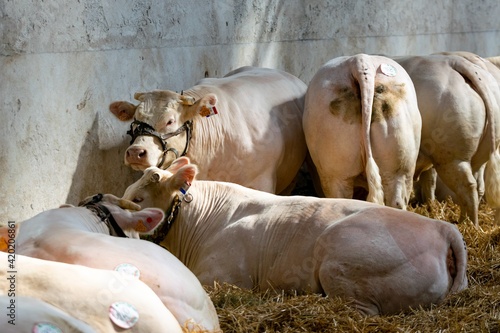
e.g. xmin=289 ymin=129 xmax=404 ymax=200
xmin=122 ymin=157 xmax=468 ymax=315
xmin=0 ymin=252 xmax=182 ymax=333
xmin=0 ymin=194 xmax=219 ymax=332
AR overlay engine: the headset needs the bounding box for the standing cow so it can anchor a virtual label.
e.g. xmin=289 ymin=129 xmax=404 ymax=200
xmin=0 ymin=194 xmax=220 ymax=332
xmin=412 ymin=52 xmax=500 ymax=225
xmin=394 ymin=54 xmax=500 ymax=226
xmin=303 ymin=54 xmax=421 ymax=209
xmin=122 ymin=157 xmax=468 ymax=316
xmin=109 ymin=66 xmax=307 ymax=195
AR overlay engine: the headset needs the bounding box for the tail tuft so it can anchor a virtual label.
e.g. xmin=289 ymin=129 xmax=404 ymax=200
xmin=366 ymin=157 xmax=384 ymax=205
xmin=485 ymin=150 xmax=500 ymax=222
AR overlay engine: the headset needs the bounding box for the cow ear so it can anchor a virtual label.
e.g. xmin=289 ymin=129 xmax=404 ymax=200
xmin=182 ymin=93 xmax=218 ymax=119
xmin=109 ymin=101 xmax=137 ymax=121
xmin=130 ymin=208 xmax=165 ymax=234
xmin=112 ymin=208 xmax=165 ymax=234
xmin=172 ymin=165 xmax=198 ymax=190
xmin=197 ymin=93 xmax=218 ymax=117
xmin=167 ymin=157 xmax=190 ymax=173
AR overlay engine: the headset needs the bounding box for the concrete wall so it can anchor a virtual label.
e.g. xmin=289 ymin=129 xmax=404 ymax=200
xmin=2 ymin=0 xmax=499 ymax=222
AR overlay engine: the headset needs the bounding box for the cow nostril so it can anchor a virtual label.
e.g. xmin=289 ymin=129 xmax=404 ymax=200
xmin=127 ymin=147 xmax=147 ymax=160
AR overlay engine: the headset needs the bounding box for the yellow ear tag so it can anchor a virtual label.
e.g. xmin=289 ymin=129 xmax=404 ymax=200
xmin=199 ymin=105 xmax=218 ymax=117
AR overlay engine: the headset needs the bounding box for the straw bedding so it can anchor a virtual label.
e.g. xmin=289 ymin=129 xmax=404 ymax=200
xmin=205 ymin=199 xmax=500 ymax=332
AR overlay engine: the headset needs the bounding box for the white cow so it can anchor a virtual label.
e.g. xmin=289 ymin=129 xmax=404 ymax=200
xmin=0 ymin=253 xmax=182 ymax=333
xmin=303 ymin=54 xmax=421 ymax=209
xmin=394 ymin=54 xmax=500 ymax=226
xmin=109 ymin=66 xmax=308 ymax=195
xmin=0 ymin=194 xmax=220 ymax=332
xmin=122 ymin=157 xmax=468 ymax=316
xmin=412 ymin=52 xmax=500 ymax=224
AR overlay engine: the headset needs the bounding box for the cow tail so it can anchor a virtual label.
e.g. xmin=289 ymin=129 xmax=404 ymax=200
xmin=447 ymin=224 xmax=468 ymax=293
xmin=354 ymin=55 xmax=384 ymax=205
xmin=451 ymin=56 xmax=500 ymax=222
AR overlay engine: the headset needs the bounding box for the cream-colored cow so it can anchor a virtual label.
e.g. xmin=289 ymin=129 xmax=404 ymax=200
xmin=110 ymin=66 xmax=307 ymax=195
xmin=123 ymin=158 xmax=468 ymax=316
xmin=395 ymin=54 xmax=500 ymax=226
xmin=0 ymin=253 xmax=182 ymax=333
xmin=412 ymin=52 xmax=500 ymax=225
xmin=303 ymin=54 xmax=421 ymax=209
xmin=0 ymin=194 xmax=220 ymax=332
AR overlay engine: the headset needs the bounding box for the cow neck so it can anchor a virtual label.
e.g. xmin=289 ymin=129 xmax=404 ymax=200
xmin=79 ymin=194 xmax=128 ymax=238
xmin=149 ymin=194 xmax=184 ymax=244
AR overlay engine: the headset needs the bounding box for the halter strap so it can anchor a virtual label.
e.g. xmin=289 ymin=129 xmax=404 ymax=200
xmin=79 ymin=194 xmax=128 ymax=238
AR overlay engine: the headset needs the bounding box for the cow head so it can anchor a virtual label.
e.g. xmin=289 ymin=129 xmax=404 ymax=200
xmin=78 ymin=193 xmax=166 ymax=237
xmin=122 ymin=157 xmax=198 ymax=211
xmin=109 ymin=90 xmax=218 ymax=171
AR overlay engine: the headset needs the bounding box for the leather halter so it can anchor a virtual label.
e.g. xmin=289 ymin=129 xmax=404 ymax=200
xmin=79 ymin=194 xmax=128 ymax=238
xmin=127 ymin=119 xmax=193 ymax=168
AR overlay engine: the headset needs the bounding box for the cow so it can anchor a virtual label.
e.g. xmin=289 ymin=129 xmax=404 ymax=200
xmin=412 ymin=52 xmax=500 ymax=225
xmin=303 ymin=54 xmax=421 ymax=210
xmin=109 ymin=66 xmax=308 ymax=195
xmin=0 ymin=194 xmax=220 ymax=332
xmin=0 ymin=252 xmax=182 ymax=333
xmin=394 ymin=54 xmax=500 ymax=226
xmin=122 ymin=157 xmax=468 ymax=316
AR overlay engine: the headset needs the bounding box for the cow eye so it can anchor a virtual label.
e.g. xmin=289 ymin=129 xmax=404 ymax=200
xmin=166 ymin=119 xmax=175 ymax=126
xmin=132 ymin=197 xmax=143 ymax=203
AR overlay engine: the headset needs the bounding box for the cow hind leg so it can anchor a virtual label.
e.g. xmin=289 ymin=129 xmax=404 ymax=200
xmin=320 ymin=176 xmax=355 ymax=199
xmin=418 ymin=168 xmax=438 ymax=203
xmin=435 ymin=161 xmax=478 ymax=226
xmin=317 ymin=261 xmax=381 ymax=316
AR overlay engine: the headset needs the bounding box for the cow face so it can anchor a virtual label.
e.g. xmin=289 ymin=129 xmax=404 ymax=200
xmin=122 ymin=157 xmax=198 ymax=211
xmin=110 ymin=90 xmax=218 ymax=170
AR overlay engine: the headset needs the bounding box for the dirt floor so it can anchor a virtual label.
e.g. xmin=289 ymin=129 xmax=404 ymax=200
xmin=205 ymin=199 xmax=500 ymax=332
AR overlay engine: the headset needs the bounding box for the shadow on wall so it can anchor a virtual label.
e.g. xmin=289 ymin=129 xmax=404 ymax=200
xmin=65 ymin=113 xmax=139 ymax=205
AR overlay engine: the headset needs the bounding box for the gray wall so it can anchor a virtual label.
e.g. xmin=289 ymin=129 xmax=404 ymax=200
xmin=2 ymin=0 xmax=499 ymax=222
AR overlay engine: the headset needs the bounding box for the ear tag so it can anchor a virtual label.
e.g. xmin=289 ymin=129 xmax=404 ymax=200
xmin=180 ymin=181 xmax=191 ymax=195
xmin=199 ymin=105 xmax=218 ymax=117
